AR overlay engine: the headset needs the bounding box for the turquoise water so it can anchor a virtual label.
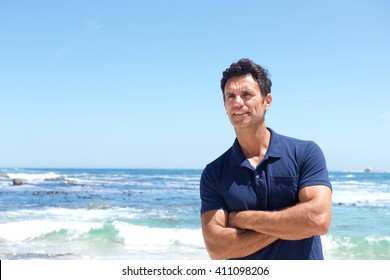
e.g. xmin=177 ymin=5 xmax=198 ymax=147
xmin=0 ymin=168 xmax=389 ymax=259
xmin=325 ymin=171 xmax=390 ymax=259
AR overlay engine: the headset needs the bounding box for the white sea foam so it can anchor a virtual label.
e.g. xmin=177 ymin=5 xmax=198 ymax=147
xmin=114 ymin=222 xmax=205 ymax=248
xmin=0 ymin=207 xmax=142 ymax=224
xmin=0 ymin=220 xmax=102 ymax=242
xmin=364 ymin=235 xmax=390 ymax=244
xmin=323 ymin=234 xmax=390 ymax=259
xmin=0 ymin=217 xmax=206 ymax=257
xmin=332 ymin=188 xmax=390 ymax=206
xmin=6 ymin=172 xmax=60 ymax=181
xmin=331 ymin=180 xmax=390 ymax=206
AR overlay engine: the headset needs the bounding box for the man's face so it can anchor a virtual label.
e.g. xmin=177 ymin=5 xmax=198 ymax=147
xmin=223 ymin=74 xmax=272 ymax=130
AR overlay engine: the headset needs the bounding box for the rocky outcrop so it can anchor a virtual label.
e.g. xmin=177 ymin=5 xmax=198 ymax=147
xmin=0 ymin=173 xmax=9 ymax=178
xmin=12 ymin=178 xmax=23 ymax=186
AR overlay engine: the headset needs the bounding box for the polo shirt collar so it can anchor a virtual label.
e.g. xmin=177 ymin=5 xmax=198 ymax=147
xmin=231 ymin=139 xmax=247 ymax=167
xmin=230 ymin=127 xmax=282 ymax=168
xmin=266 ymin=127 xmax=282 ymax=159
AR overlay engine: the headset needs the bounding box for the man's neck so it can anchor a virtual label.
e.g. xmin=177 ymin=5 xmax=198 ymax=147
xmin=235 ymin=125 xmax=271 ymax=168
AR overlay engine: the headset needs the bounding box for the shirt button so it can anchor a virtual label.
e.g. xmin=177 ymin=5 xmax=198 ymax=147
xmin=256 ymin=175 xmax=260 ymax=179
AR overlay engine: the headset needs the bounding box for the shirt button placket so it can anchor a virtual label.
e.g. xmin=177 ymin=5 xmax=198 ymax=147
xmin=255 ymin=173 xmax=261 ymax=184
xmin=254 ymin=170 xmax=267 ymax=209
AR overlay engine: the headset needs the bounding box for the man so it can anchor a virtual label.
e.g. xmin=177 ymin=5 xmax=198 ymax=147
xmin=200 ymin=58 xmax=332 ymax=260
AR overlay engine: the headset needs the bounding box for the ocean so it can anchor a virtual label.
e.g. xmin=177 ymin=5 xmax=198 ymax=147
xmin=0 ymin=168 xmax=389 ymax=260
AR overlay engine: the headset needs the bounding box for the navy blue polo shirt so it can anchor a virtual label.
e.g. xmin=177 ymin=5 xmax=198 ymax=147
xmin=200 ymin=128 xmax=332 ymax=260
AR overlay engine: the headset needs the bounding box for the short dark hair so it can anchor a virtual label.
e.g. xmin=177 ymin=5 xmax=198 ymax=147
xmin=221 ymin=58 xmax=272 ymax=99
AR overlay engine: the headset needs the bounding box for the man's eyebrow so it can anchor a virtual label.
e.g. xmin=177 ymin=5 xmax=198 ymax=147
xmin=224 ymin=92 xmax=236 ymax=98
xmin=242 ymin=87 xmax=256 ymax=93
xmin=226 ymin=88 xmax=253 ymax=94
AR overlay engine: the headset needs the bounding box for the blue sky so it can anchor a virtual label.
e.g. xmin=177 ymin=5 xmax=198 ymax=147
xmin=0 ymin=0 xmax=389 ymax=171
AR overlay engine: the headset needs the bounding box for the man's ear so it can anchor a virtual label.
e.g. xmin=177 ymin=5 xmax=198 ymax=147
xmin=264 ymin=93 xmax=272 ymax=110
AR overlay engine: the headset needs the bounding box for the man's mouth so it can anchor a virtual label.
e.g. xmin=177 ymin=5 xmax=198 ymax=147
xmin=233 ymin=112 xmax=249 ymax=116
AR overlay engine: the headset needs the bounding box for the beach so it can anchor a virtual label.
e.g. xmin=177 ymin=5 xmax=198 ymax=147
xmin=0 ymin=168 xmax=389 ymax=260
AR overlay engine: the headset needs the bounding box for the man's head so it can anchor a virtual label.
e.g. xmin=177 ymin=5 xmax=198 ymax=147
xmin=221 ymin=58 xmax=272 ymax=100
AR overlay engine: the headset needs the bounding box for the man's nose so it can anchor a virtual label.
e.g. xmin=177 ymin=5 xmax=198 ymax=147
xmin=233 ymin=95 xmax=244 ymax=107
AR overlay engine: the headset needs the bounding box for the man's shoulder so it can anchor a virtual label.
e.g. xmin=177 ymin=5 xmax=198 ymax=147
xmin=268 ymin=128 xmax=325 ymax=163
xmin=271 ymin=129 xmax=318 ymax=149
xmin=200 ymin=145 xmax=234 ymax=188
xmin=205 ymin=145 xmax=234 ymax=169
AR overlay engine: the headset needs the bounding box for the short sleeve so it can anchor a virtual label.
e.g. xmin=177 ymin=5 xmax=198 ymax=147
xmin=199 ymin=166 xmax=227 ymax=214
xmin=298 ymin=141 xmax=332 ymax=190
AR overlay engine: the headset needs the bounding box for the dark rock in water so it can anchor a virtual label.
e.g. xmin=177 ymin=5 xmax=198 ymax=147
xmin=12 ymin=178 xmax=23 ymax=186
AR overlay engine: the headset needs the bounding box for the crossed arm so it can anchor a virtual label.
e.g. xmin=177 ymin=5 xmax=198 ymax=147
xmin=201 ymin=185 xmax=332 ymax=260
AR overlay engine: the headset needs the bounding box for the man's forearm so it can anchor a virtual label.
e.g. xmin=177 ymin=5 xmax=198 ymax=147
xmin=229 ymin=207 xmax=314 ymax=240
xmin=229 ymin=186 xmax=332 ymax=240
xmin=201 ymin=210 xmax=278 ymax=259
xmin=204 ymin=227 xmax=277 ymax=259
xmin=229 ymin=204 xmax=329 ymax=240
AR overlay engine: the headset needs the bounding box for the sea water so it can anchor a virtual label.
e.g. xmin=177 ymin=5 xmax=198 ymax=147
xmin=0 ymin=168 xmax=389 ymax=260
